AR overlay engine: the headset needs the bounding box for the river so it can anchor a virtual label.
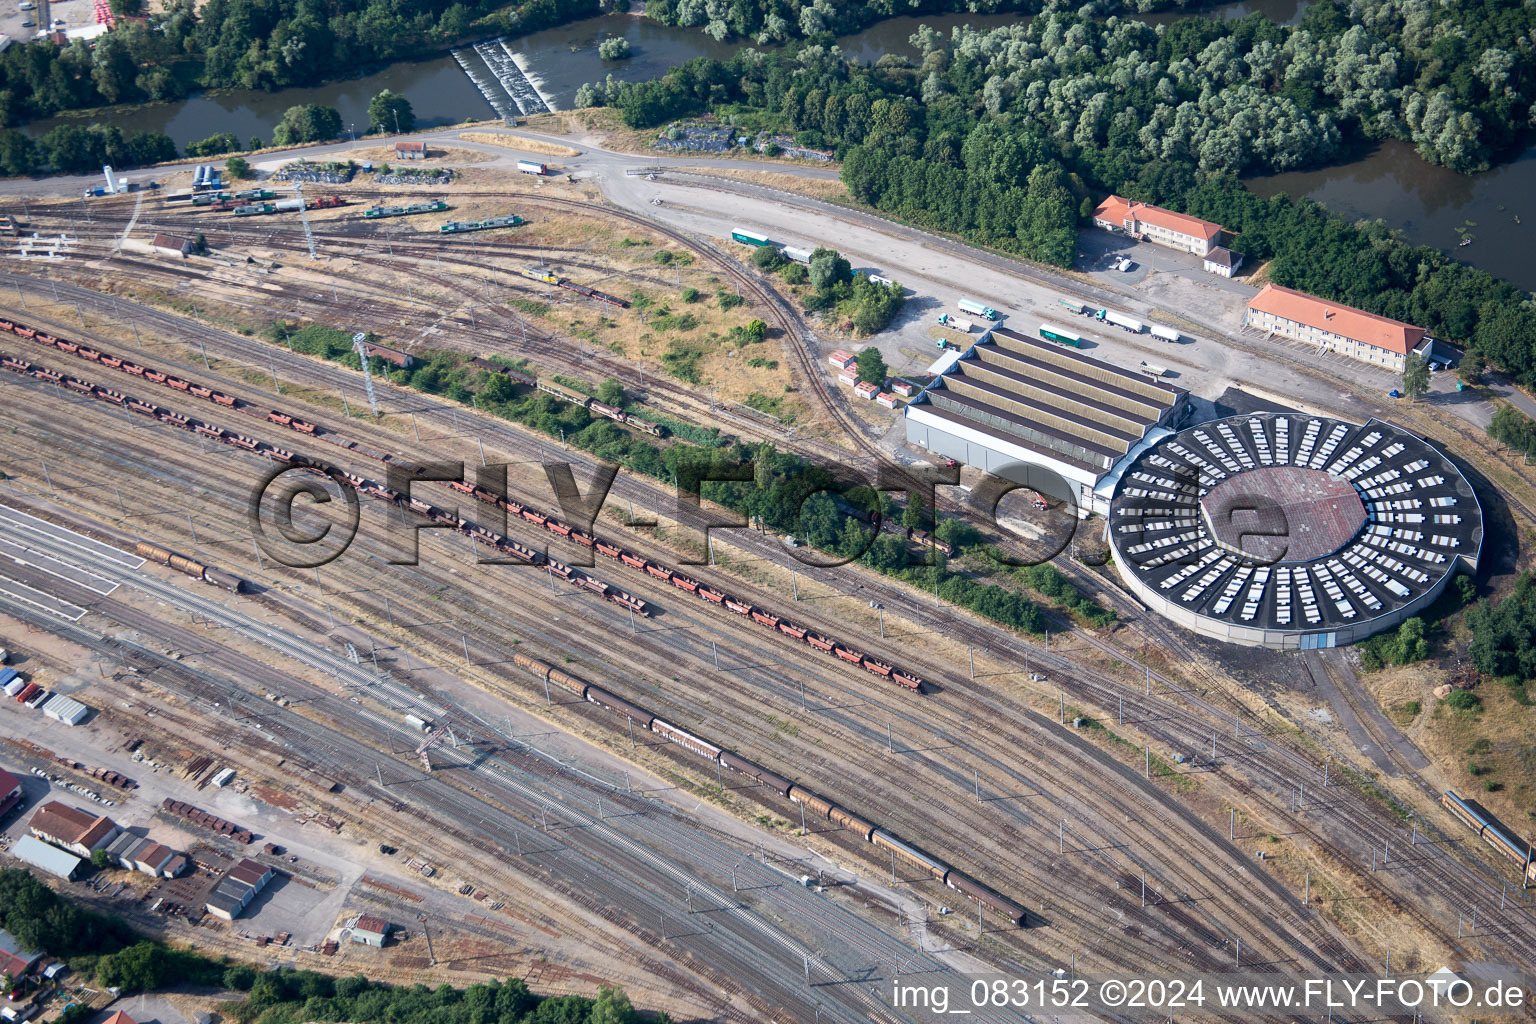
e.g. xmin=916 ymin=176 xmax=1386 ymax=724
xmin=28 ymin=1 xmax=1533 ymax=290
xmin=1245 ymin=139 xmax=1536 ymax=293
xmin=26 ymin=0 xmax=1310 ymax=147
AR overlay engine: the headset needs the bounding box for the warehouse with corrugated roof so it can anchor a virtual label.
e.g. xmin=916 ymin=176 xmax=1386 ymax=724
xmin=904 ymin=327 xmax=1190 ymax=515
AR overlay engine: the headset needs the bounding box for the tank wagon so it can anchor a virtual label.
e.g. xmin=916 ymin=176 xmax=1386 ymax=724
xmin=135 ymin=541 xmax=245 ymax=593
xmin=506 ymin=649 xmax=1027 ymax=927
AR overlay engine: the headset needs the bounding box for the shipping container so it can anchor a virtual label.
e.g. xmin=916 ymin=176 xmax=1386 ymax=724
xmin=958 ymin=298 xmax=999 ymax=320
xmin=780 ymin=246 xmax=813 ymax=264
xmin=1038 ymin=323 xmax=1082 ymax=347
xmin=404 ymin=714 xmax=433 ymax=732
xmin=730 ymin=229 xmax=771 ymax=247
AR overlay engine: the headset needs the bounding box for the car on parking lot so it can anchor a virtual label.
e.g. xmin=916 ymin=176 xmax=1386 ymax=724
xmin=1119 ymin=258 xmax=1136 ymax=271
xmin=19 ymin=19 xmax=33 ymax=25
xmin=50 ymin=16 xmax=63 ymax=24
xmin=18 ymin=2 xmax=35 ymax=9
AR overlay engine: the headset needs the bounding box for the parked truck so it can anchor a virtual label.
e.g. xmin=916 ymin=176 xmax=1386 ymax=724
xmin=958 ymin=298 xmax=1000 ymax=321
xmin=938 ymin=314 xmax=975 ymax=333
xmin=1096 ymin=308 xmax=1145 ymax=333
xmin=1150 ymin=324 xmax=1181 ymax=343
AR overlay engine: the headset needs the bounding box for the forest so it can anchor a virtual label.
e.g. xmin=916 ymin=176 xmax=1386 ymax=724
xmin=0 ymin=0 xmax=597 ymax=128
xmin=581 ymin=0 xmax=1536 ymax=383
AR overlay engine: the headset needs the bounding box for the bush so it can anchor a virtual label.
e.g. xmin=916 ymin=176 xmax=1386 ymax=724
xmin=225 ymin=156 xmax=251 ymax=179
xmin=781 ymin=263 xmax=807 ymax=284
xmin=598 ymin=36 xmax=632 ymax=60
xmin=1444 ymin=689 xmax=1481 ymax=711
xmin=750 ymin=246 xmax=783 ymax=271
xmin=681 ymin=286 xmax=700 ymax=303
xmin=185 ymin=132 xmax=241 ymax=157
xmin=716 ymin=289 xmax=746 ymax=309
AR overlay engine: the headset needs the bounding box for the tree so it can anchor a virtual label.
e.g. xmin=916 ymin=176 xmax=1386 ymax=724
xmin=367 ymin=90 xmax=414 ymax=135
xmin=1402 ymin=352 xmax=1431 ymax=400
xmin=225 ymin=155 xmax=250 ymax=179
xmin=590 ymin=985 xmax=640 ymax=1024
xmin=0 ymin=131 xmax=37 ymax=177
xmin=271 ymin=105 xmax=342 ymax=146
xmin=596 ymin=378 xmax=625 ymax=405
xmin=186 ymin=132 xmax=241 ymax=157
xmin=807 ymin=247 xmax=851 ymax=294
xmin=90 ymin=849 xmax=111 ymax=870
xmin=1459 ymin=350 xmax=1485 ymax=385
xmin=855 ymin=346 xmax=886 ymax=386
xmin=598 ymin=36 xmax=631 ymax=60
xmin=480 ymin=373 xmax=517 ymax=404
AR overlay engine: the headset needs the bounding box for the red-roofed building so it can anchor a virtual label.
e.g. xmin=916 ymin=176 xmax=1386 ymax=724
xmin=28 ymin=801 xmax=119 ymax=856
xmin=0 ymin=768 xmax=20 ymax=818
xmin=102 ymin=1011 xmax=137 ymax=1024
xmin=1244 ymin=284 xmax=1429 ymax=373
xmin=1091 ymin=195 xmax=1225 ymax=256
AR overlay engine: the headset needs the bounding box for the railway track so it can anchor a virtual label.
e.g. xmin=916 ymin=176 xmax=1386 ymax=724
xmin=6 ymin=205 xmax=1529 ymax=970
xmin=0 ymin=373 xmax=1382 ymax=992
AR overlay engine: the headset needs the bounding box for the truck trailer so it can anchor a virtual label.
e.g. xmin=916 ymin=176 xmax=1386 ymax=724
xmin=1097 ymin=309 xmax=1145 ymax=333
xmin=1150 ymin=324 xmax=1181 ymax=343
xmin=958 ymin=298 xmax=1000 ymax=321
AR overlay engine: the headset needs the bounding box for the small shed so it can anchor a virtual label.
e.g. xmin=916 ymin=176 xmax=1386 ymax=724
xmin=837 ymin=370 xmax=858 ymax=387
xmin=395 ymin=141 xmax=426 ymax=160
xmin=854 ymin=381 xmax=879 ymax=400
xmin=1202 ymin=246 xmax=1243 ymax=278
xmin=890 ymin=380 xmax=915 ymax=397
xmin=41 ymin=694 xmax=89 ymax=726
xmin=351 ymin=915 xmax=391 ymax=947
xmin=876 ymin=392 xmax=898 ymax=408
xmin=151 ymin=233 xmax=192 ymax=258
xmin=827 ymin=350 xmax=855 ymax=371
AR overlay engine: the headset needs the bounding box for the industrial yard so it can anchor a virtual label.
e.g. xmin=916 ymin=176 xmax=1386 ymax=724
xmin=0 ymin=122 xmax=1531 ymax=1024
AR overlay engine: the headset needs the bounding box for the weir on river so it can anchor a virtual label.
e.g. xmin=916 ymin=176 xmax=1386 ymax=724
xmin=456 ymin=39 xmax=554 ymax=117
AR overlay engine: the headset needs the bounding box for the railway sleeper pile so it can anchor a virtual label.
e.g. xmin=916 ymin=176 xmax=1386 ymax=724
xmin=508 ymin=648 xmax=1028 ymax=928
xmin=1 ymin=318 xmax=926 ymax=693
xmin=161 ymin=798 xmax=254 ymax=843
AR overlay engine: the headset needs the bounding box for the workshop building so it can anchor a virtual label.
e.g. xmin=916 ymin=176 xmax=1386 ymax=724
xmin=27 ymin=801 xmax=119 ymax=856
xmin=904 ymin=327 xmax=1188 ymax=516
xmin=11 ymin=835 xmax=84 ymax=880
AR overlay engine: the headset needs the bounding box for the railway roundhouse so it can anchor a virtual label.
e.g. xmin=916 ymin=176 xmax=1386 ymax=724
xmin=1107 ymin=412 xmax=1482 ymax=650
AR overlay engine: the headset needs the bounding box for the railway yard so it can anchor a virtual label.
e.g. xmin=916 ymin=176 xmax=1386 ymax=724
xmin=0 ymin=134 xmax=1534 ymax=1024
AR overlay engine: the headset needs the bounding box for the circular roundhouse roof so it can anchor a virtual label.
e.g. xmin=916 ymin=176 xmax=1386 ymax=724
xmin=1107 ymin=413 xmax=1482 ymax=644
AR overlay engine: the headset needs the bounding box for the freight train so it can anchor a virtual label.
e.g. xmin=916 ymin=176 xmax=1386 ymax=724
xmin=134 ymin=541 xmax=245 ymax=593
xmin=1 ymin=337 xmax=1026 ymax=923
xmin=506 ymin=648 xmax=1025 ymax=926
xmin=0 ymin=317 xmax=924 ymax=693
xmin=0 ymin=351 xmax=649 ymax=618
xmin=365 ymin=200 xmax=450 ymax=220
xmin=514 ymin=265 xmax=630 ymax=309
xmin=533 ymin=378 xmax=662 ymax=436
xmin=1442 ymin=789 xmax=1536 ymax=884
xmin=233 ymin=195 xmax=344 ymax=217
